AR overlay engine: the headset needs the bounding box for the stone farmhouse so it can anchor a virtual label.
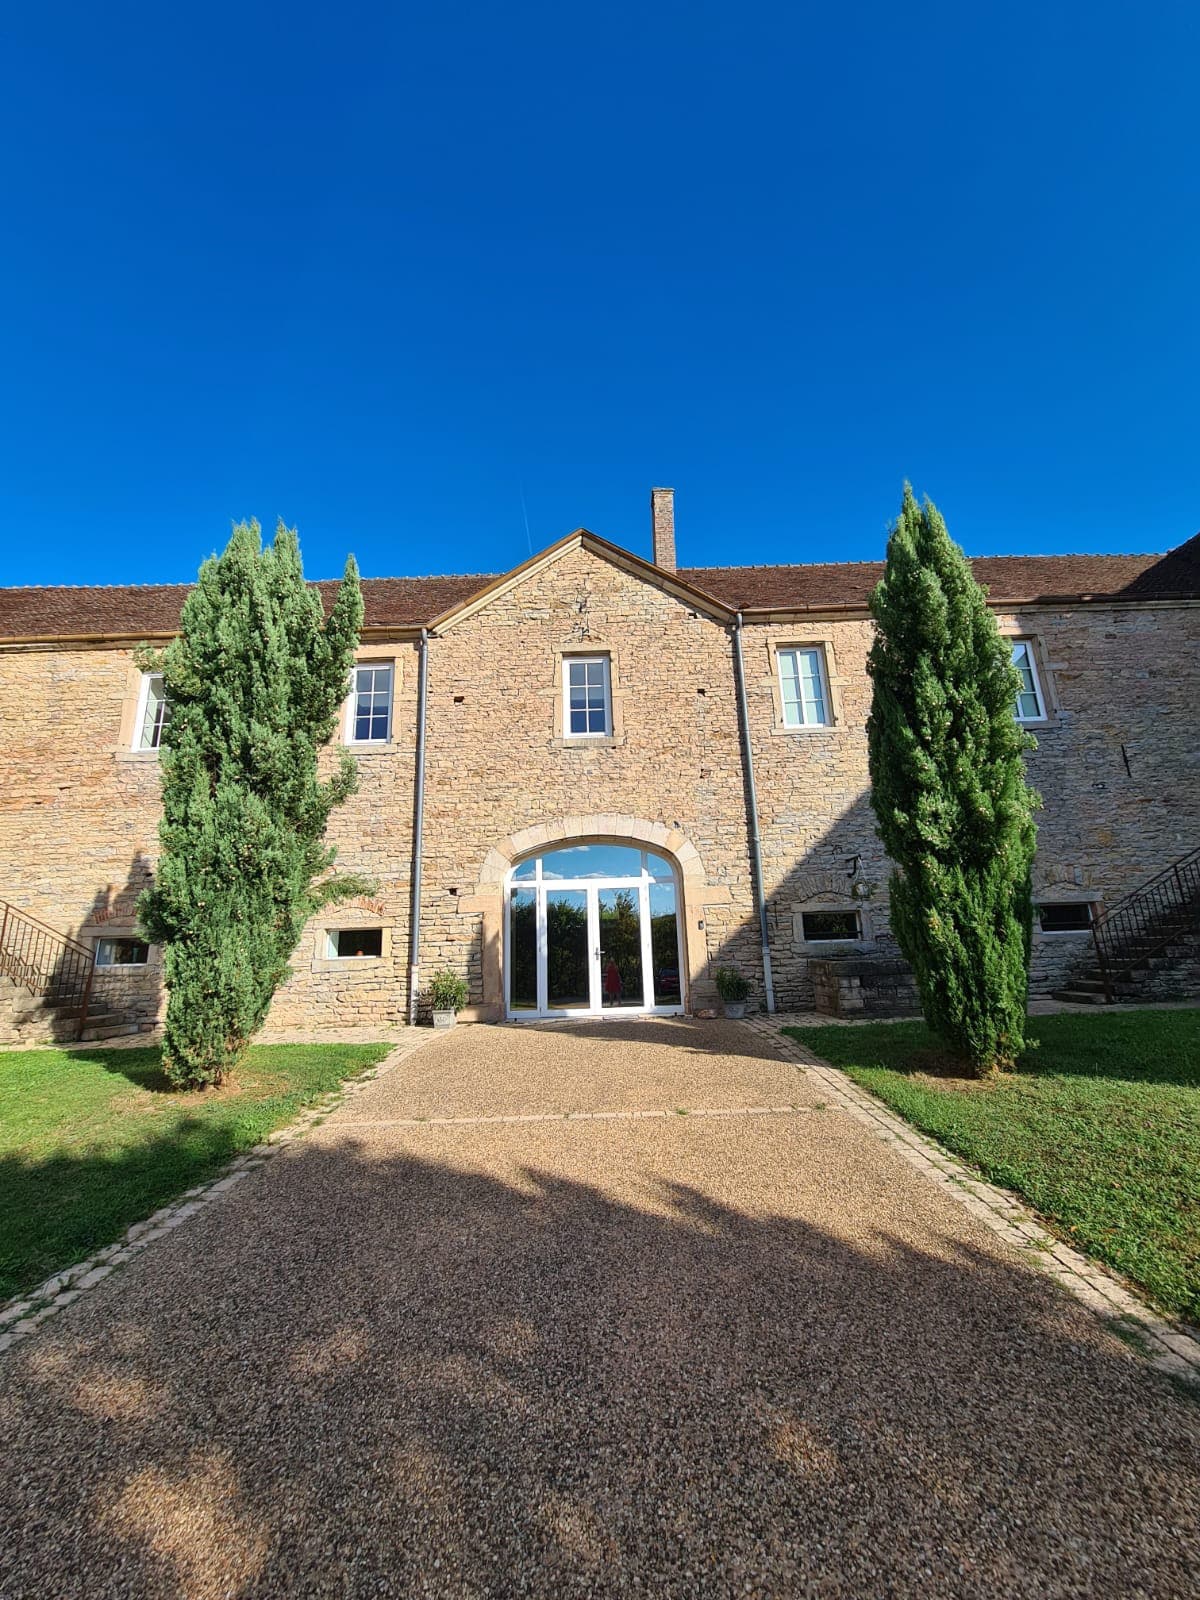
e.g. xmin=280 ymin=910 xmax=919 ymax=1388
xmin=1 ymin=490 xmax=1198 ymax=1040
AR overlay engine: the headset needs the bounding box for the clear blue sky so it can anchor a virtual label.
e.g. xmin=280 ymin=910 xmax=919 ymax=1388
xmin=2 ymin=2 xmax=1197 ymax=586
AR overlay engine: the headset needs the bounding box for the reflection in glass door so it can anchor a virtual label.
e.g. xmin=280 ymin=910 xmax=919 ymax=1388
xmin=506 ymin=846 xmax=684 ymax=1019
xmin=545 ymin=890 xmax=589 ymax=1010
xmin=598 ymin=888 xmax=643 ymax=1009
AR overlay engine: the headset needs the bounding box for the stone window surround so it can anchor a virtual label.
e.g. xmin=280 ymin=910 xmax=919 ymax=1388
xmin=999 ymin=627 xmax=1059 ymax=726
xmin=792 ymin=900 xmax=876 ymax=950
xmin=342 ymin=649 xmax=404 ymax=749
xmin=1034 ymin=896 xmax=1099 ymax=937
xmin=547 ymin=645 xmax=627 ymax=748
xmin=762 ymin=637 xmax=845 ymax=735
xmin=310 ymin=910 xmax=393 ymax=973
xmin=115 ymin=665 xmax=163 ymax=760
xmin=80 ymin=919 xmax=160 ymax=970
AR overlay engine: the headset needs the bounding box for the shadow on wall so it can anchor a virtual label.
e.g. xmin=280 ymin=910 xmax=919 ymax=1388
xmin=52 ymin=851 xmax=162 ymax=1042
xmin=0 ymin=1139 xmax=1196 ymax=1593
xmin=684 ymin=788 xmax=890 ymax=1016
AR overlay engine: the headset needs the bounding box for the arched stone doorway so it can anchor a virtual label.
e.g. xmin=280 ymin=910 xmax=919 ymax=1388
xmin=505 ymin=842 xmax=683 ymax=1018
xmin=469 ymin=815 xmax=712 ymax=1020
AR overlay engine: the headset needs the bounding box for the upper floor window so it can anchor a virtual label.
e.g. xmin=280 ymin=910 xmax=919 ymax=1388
xmin=1011 ymin=640 xmax=1045 ymax=722
xmin=136 ymin=672 xmax=170 ymax=750
xmin=564 ymin=655 xmax=611 ymax=737
xmin=778 ymin=647 xmax=831 ymax=728
xmin=348 ymin=663 xmax=393 ymax=744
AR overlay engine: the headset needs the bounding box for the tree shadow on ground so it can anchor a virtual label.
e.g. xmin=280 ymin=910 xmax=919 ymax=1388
xmin=0 ymin=1137 xmax=1197 ymax=1598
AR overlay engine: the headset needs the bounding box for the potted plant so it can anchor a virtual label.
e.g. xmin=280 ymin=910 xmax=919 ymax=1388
xmin=429 ymin=969 xmax=468 ymax=1029
xmin=713 ymin=966 xmax=751 ymax=1019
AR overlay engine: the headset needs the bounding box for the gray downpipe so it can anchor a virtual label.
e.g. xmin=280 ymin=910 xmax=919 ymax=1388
xmin=408 ymin=628 xmax=430 ymax=1025
xmin=732 ymin=612 xmax=776 ymax=1014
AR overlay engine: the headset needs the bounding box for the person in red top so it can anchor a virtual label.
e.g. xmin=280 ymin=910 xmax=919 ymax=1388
xmin=603 ymin=958 xmax=623 ymax=1005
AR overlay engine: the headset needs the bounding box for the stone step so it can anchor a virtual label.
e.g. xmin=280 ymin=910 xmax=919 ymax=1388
xmin=1051 ymin=988 xmax=1112 ymax=1005
xmin=77 ymin=1021 xmax=142 ymax=1041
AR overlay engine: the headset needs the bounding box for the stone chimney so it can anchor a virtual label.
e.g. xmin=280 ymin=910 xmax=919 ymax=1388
xmin=651 ymin=487 xmax=676 ymax=571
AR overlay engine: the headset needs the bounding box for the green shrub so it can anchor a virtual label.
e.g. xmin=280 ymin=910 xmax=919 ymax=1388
xmin=429 ymin=970 xmax=469 ymax=1011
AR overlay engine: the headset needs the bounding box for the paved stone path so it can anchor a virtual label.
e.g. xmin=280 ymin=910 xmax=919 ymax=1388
xmin=1 ymin=1018 xmax=1198 ymax=1598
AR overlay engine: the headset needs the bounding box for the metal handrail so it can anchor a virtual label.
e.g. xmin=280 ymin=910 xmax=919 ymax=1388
xmin=1091 ymin=847 xmax=1200 ymax=1001
xmin=0 ymin=901 xmax=96 ymax=1038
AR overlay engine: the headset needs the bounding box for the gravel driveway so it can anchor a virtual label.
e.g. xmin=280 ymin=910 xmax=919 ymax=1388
xmin=2 ymin=1018 xmax=1197 ymax=1598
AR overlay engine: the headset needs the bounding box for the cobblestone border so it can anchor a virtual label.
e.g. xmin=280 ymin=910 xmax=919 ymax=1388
xmin=0 ymin=1029 xmax=439 ymax=1359
xmin=745 ymin=1015 xmax=1200 ymax=1388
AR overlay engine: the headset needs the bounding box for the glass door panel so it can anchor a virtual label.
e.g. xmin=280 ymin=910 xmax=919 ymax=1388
xmin=648 ymin=882 xmax=681 ymax=1006
xmin=508 ymin=888 xmax=538 ymax=1011
xmin=598 ymin=887 xmax=643 ymax=1009
xmin=546 ymin=889 xmax=590 ymax=1010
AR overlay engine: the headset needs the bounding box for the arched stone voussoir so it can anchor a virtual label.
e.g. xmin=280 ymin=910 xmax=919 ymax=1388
xmin=474 ymin=813 xmax=709 ymax=892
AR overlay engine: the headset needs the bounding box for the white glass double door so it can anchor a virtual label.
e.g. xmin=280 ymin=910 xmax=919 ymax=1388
xmin=507 ymin=846 xmax=683 ymax=1019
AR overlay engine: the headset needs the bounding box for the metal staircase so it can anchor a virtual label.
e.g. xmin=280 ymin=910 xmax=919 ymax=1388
xmin=1053 ymin=847 xmax=1200 ymax=1004
xmin=0 ymin=901 xmax=99 ymax=1041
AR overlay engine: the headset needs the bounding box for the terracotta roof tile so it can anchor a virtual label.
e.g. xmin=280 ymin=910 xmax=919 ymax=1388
xmin=0 ymin=537 xmax=1195 ymax=642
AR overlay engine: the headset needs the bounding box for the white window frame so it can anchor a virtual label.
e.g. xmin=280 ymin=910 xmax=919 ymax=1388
xmin=345 ymin=662 xmax=394 ymax=745
xmin=1011 ymin=640 xmax=1046 ymax=723
xmin=324 ymin=927 xmax=384 ymax=960
xmin=134 ymin=671 xmax=169 ymax=750
xmin=94 ymin=936 xmax=151 ymax=968
xmin=562 ymin=655 xmax=612 ymax=739
xmin=777 ymin=646 xmax=833 ymax=728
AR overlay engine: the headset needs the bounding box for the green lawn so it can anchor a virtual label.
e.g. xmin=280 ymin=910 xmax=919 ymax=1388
xmin=0 ymin=1042 xmax=392 ymax=1301
xmin=784 ymin=1010 xmax=1200 ymax=1324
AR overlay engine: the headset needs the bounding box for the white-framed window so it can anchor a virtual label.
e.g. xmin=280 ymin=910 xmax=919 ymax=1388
xmin=135 ymin=672 xmax=170 ymax=750
xmin=801 ymin=910 xmax=860 ymax=942
xmin=564 ymin=655 xmax=611 ymax=738
xmin=94 ymin=936 xmax=150 ymax=967
xmin=1011 ymin=640 xmax=1045 ymax=722
xmin=347 ymin=663 xmax=393 ymax=744
xmin=778 ymin=647 xmax=832 ymax=728
xmin=1036 ymin=902 xmax=1093 ymax=934
xmin=325 ymin=928 xmax=383 ymax=959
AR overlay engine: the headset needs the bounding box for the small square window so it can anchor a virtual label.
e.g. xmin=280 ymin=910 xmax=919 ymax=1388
xmin=95 ymin=937 xmax=150 ymax=966
xmin=564 ymin=656 xmax=611 ymax=737
xmin=349 ymin=664 xmax=393 ymax=743
xmin=802 ymin=910 xmax=860 ymax=942
xmin=1011 ymin=641 xmax=1045 ymax=722
xmin=136 ymin=673 xmax=170 ymax=750
xmin=778 ymin=648 xmax=832 ymax=728
xmin=1037 ymin=903 xmax=1093 ymax=933
xmin=327 ymin=928 xmax=383 ymax=959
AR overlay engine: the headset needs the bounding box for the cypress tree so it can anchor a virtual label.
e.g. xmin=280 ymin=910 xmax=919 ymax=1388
xmin=867 ymin=487 xmax=1039 ymax=1074
xmin=139 ymin=519 xmax=368 ymax=1088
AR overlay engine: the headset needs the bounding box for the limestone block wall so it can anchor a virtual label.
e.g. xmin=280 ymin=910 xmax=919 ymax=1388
xmin=416 ymin=544 xmax=760 ymax=1018
xmin=742 ymin=602 xmax=1200 ymax=1011
xmin=0 ymin=574 xmax=1196 ymax=1029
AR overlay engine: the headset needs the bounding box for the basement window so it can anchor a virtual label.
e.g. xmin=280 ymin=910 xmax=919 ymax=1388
xmin=326 ymin=928 xmax=383 ymax=959
xmin=94 ymin=937 xmax=150 ymax=967
xmin=802 ymin=910 xmax=860 ymax=942
xmin=1037 ymin=903 xmax=1093 ymax=934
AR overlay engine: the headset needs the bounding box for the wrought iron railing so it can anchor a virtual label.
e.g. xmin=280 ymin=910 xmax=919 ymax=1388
xmin=0 ymin=901 xmax=95 ymax=1038
xmin=1091 ymin=846 xmax=1200 ymax=1001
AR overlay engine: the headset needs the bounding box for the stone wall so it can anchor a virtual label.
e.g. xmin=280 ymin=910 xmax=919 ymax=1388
xmin=0 ymin=550 xmax=1196 ymax=1030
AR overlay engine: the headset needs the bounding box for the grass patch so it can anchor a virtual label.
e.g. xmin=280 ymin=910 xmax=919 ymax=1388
xmin=0 ymin=1042 xmax=392 ymax=1300
xmin=784 ymin=1010 xmax=1200 ymax=1324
